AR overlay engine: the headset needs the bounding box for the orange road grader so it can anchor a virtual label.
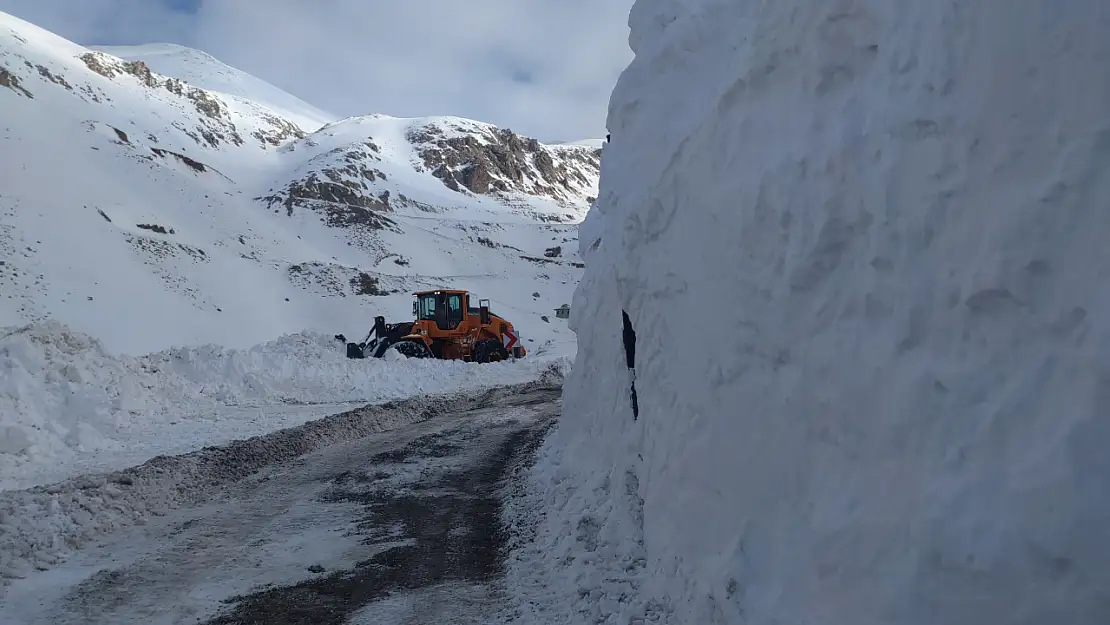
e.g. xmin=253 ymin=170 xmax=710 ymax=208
xmin=336 ymin=289 xmax=525 ymax=362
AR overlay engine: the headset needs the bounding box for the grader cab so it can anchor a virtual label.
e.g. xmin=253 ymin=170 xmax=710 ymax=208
xmin=338 ymin=289 xmax=525 ymax=362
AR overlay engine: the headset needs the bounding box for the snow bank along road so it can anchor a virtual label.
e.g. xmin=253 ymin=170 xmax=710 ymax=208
xmin=0 ymin=380 xmax=560 ymax=624
xmin=0 ymin=322 xmax=571 ymax=492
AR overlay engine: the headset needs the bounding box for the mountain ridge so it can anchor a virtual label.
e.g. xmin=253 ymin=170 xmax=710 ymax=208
xmin=0 ymin=10 xmax=597 ymax=354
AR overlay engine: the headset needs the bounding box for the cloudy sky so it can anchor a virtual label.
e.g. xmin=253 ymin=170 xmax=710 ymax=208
xmin=0 ymin=0 xmax=634 ymax=142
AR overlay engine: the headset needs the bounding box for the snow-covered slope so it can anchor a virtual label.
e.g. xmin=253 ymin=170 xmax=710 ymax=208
xmin=0 ymin=10 xmax=598 ymax=355
xmin=510 ymin=2 xmax=1110 ymax=624
xmin=91 ymin=43 xmax=335 ymax=132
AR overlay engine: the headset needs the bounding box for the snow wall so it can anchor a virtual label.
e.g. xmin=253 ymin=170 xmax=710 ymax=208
xmin=523 ymin=1 xmax=1110 ymax=623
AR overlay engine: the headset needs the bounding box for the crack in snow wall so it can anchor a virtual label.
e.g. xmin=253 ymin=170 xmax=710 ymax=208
xmin=516 ymin=1 xmax=1110 ymax=624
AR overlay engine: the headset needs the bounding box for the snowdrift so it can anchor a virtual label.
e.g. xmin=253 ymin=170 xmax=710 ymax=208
xmin=0 ymin=321 xmax=569 ymax=491
xmin=509 ymin=2 xmax=1110 ymax=624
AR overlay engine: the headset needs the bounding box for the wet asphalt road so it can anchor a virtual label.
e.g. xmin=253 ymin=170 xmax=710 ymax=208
xmin=6 ymin=386 xmax=559 ymax=625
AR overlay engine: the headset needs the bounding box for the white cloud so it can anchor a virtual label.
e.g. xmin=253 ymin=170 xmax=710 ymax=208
xmin=0 ymin=0 xmax=634 ymax=141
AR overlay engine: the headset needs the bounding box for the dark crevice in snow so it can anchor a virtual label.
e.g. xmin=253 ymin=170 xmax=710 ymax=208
xmin=622 ymin=310 xmax=638 ymax=420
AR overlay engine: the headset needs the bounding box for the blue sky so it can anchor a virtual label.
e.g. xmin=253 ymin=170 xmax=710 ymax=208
xmin=163 ymin=0 xmax=200 ymax=12
xmin=0 ymin=0 xmax=634 ymax=141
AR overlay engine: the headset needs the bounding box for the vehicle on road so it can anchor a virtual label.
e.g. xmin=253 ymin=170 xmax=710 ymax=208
xmin=337 ymin=289 xmax=525 ymax=362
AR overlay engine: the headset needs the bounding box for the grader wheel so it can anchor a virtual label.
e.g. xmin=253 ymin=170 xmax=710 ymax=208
xmin=389 ymin=340 xmax=431 ymax=359
xmin=472 ymin=338 xmax=509 ymax=363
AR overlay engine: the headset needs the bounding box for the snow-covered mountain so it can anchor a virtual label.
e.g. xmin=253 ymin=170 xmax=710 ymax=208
xmin=0 ymin=10 xmax=599 ymax=354
xmin=89 ymin=43 xmax=334 ymax=131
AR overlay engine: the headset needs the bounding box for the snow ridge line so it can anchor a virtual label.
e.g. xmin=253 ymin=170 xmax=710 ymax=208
xmin=0 ymin=365 xmax=566 ymax=591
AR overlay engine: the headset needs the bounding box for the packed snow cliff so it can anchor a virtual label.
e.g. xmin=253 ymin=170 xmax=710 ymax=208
xmin=509 ymin=2 xmax=1110 ymax=624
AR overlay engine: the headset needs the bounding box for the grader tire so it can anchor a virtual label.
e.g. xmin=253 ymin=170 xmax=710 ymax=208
xmin=389 ymin=340 xmax=431 ymax=359
xmin=472 ymin=338 xmax=509 ymax=363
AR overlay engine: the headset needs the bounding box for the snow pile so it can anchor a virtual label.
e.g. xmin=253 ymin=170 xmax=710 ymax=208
xmin=510 ymin=2 xmax=1110 ymax=624
xmin=1 ymin=321 xmax=566 ymax=491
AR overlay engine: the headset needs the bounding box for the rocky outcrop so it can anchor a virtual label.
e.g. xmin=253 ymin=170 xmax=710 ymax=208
xmin=258 ymin=141 xmax=390 ymax=219
xmin=77 ymin=51 xmax=305 ymax=150
xmin=34 ymin=62 xmax=72 ymax=90
xmin=258 ymin=141 xmax=397 ymax=240
xmin=253 ymin=114 xmax=306 ymax=147
xmin=255 ymin=117 xmax=599 ymax=227
xmin=286 ymin=262 xmax=403 ymax=297
xmin=0 ymin=66 xmax=32 ymax=98
xmin=407 ymin=123 xmax=600 ymax=207
xmin=149 ymin=148 xmax=207 ymax=173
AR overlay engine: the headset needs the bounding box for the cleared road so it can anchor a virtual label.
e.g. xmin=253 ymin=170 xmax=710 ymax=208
xmin=1 ymin=386 xmax=559 ymax=625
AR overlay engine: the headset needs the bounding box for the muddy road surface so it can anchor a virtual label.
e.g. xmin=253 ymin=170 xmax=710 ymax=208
xmin=1 ymin=386 xmax=559 ymax=625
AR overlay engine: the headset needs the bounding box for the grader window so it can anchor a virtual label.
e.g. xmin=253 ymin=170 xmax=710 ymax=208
xmin=447 ymin=294 xmax=463 ymax=329
xmin=417 ymin=294 xmax=438 ymax=320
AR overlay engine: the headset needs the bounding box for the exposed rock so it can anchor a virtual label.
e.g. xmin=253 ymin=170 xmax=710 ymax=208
xmin=127 ymin=235 xmax=207 ymax=264
xmin=76 ymin=51 xmax=280 ymax=149
xmin=323 ymin=202 xmax=395 ymax=233
xmin=78 ymin=82 xmax=106 ymax=103
xmin=35 ymin=64 xmax=72 ymax=91
xmin=392 ymin=193 xmax=439 ymax=213
xmin=186 ymin=89 xmax=223 ymax=120
xmin=259 ymin=172 xmax=389 ymax=216
xmin=136 ymin=223 xmax=174 ymax=235
xmin=258 ymin=140 xmax=396 ymax=241
xmin=521 ymin=255 xmax=556 ymax=265
xmin=253 ymin=114 xmax=307 ymax=146
xmin=257 ymin=122 xmax=597 ymax=232
xmin=0 ymin=67 xmax=33 ymax=98
xmin=78 ymin=53 xmax=115 ymax=79
xmin=150 ymin=148 xmax=208 ymax=173
xmin=287 ymin=262 xmax=401 ymax=297
xmin=350 ymin=272 xmax=383 ymax=296
xmin=406 ymin=123 xmax=600 ymax=208
xmin=123 ymin=60 xmax=157 ymax=87
xmin=460 ymin=161 xmax=493 ymax=193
